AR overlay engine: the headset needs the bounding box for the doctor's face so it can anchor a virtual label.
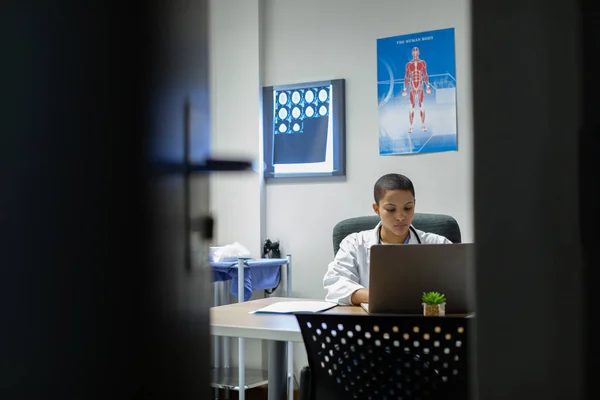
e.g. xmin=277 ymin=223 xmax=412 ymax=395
xmin=373 ymin=189 xmax=415 ymax=238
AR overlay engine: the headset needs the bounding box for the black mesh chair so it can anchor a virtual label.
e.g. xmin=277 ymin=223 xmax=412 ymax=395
xmin=332 ymin=214 xmax=462 ymax=256
xmin=296 ymin=313 xmax=472 ymax=400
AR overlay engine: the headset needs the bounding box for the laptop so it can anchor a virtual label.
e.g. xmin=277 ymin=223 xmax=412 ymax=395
xmin=361 ymin=243 xmax=475 ymax=315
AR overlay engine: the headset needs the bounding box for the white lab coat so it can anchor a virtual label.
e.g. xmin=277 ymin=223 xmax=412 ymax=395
xmin=323 ymin=221 xmax=452 ymax=305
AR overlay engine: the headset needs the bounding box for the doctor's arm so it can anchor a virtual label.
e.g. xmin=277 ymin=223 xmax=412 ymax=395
xmin=323 ymin=237 xmax=365 ymax=305
xmin=350 ymin=288 xmax=369 ymax=305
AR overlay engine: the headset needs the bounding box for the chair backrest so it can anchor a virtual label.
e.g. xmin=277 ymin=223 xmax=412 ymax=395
xmin=332 ymin=213 xmax=461 ymax=255
xmin=296 ymin=313 xmax=472 ymax=400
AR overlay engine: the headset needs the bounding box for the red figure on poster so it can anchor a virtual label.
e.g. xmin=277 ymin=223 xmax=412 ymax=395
xmin=401 ymin=47 xmax=432 ymax=133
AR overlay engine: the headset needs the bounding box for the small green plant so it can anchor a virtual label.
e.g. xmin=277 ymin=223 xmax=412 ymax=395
xmin=422 ymin=291 xmax=446 ymax=305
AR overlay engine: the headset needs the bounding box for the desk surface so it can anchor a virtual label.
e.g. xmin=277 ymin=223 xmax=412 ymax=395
xmin=210 ymin=297 xmax=364 ymax=342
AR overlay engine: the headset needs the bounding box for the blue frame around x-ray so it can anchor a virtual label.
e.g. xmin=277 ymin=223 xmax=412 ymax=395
xmin=262 ymin=79 xmax=346 ymax=180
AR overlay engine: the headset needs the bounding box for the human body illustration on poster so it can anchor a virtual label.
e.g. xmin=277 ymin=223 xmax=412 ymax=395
xmin=377 ymin=27 xmax=457 ymax=155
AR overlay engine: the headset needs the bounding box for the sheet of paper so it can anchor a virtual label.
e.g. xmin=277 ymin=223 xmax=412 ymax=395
xmin=249 ymin=301 xmax=337 ymax=314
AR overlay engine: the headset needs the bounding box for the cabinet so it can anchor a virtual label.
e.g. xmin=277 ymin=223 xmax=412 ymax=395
xmin=211 ymin=256 xmax=293 ymax=399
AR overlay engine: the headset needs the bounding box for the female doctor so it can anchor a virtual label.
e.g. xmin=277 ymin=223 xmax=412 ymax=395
xmin=323 ymin=173 xmax=451 ymax=305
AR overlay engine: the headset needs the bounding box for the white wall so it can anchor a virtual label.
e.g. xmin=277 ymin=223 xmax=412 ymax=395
xmin=209 ymin=0 xmax=473 ymax=383
xmin=208 ymin=0 xmax=267 ymax=372
xmin=209 ymin=0 xmax=264 ymax=255
xmin=263 ymin=0 xmax=473 ymax=300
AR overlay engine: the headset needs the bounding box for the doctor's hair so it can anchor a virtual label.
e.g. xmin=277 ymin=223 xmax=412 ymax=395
xmin=374 ymin=173 xmax=415 ymax=204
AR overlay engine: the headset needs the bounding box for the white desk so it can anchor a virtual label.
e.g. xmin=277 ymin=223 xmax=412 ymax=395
xmin=210 ymin=297 xmax=364 ymax=400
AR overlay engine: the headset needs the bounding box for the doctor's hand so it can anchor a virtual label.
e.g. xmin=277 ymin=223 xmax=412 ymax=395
xmin=351 ymin=288 xmax=369 ymax=306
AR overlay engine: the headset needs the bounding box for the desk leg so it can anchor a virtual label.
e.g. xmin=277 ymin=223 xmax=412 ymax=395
xmin=268 ymin=341 xmax=287 ymax=400
xmin=221 ymin=281 xmax=230 ymax=368
xmin=213 ymin=283 xmax=221 ymax=400
xmin=287 ymin=341 xmax=294 ymax=400
xmin=237 ymin=259 xmax=245 ymax=400
xmin=238 ymin=337 xmax=245 ymax=400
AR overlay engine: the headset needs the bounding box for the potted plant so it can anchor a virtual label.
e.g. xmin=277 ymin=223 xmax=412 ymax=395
xmin=422 ymin=291 xmax=446 ymax=316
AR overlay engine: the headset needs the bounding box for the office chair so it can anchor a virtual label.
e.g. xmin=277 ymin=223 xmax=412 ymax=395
xmin=332 ymin=213 xmax=462 ymax=255
xmin=296 ymin=313 xmax=471 ymax=400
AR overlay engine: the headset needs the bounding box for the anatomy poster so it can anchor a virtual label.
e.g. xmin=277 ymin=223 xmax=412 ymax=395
xmin=377 ymin=27 xmax=457 ymax=155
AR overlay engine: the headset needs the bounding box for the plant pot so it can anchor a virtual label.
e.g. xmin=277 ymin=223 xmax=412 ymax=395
xmin=423 ymin=303 xmax=446 ymax=316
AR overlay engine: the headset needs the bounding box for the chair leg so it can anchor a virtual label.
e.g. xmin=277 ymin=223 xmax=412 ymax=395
xmin=299 ymin=366 xmax=313 ymax=400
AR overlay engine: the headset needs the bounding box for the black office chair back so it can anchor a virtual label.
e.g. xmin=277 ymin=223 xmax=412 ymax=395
xmin=332 ymin=213 xmax=462 ymax=255
xmin=296 ymin=313 xmax=471 ymax=400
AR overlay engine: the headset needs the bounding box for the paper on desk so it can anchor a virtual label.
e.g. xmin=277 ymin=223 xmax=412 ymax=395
xmin=249 ymin=301 xmax=337 ymax=314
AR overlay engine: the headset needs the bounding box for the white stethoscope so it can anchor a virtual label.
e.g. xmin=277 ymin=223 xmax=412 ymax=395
xmin=378 ymin=225 xmax=422 ymax=244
